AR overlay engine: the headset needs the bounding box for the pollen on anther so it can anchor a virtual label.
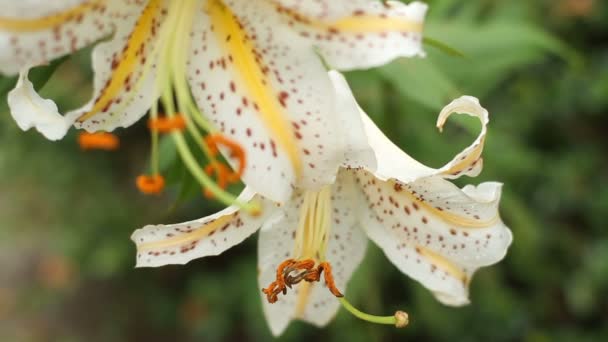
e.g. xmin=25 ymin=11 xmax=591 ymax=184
xmin=148 ymin=115 xmax=186 ymax=133
xmin=78 ymin=132 xmax=120 ymax=151
xmin=136 ymin=174 xmax=165 ymax=195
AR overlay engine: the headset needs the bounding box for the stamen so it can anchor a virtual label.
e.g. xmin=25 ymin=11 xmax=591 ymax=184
xmin=136 ymin=174 xmax=165 ymax=195
xmin=262 ymin=259 xmax=297 ymax=303
xmin=203 ymin=162 xmax=233 ymax=198
xmin=131 ymin=0 xmax=261 ymax=215
xmin=204 ymin=133 xmax=247 ymax=178
xmin=274 ymin=259 xmax=296 ymax=291
xmin=170 ymin=128 xmax=261 ymax=215
xmin=261 ymin=259 xmax=342 ymax=304
xmin=148 ymin=115 xmax=187 ymax=133
xmin=77 ymin=132 xmax=119 ymax=151
xmin=263 ymin=258 xmax=409 ymax=328
xmin=149 ymin=104 xmax=161 ymax=177
xmin=317 ymin=262 xmax=343 ymax=297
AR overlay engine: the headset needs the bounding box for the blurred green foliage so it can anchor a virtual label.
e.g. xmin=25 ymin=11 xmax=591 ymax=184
xmin=1 ymin=0 xmax=607 ymax=341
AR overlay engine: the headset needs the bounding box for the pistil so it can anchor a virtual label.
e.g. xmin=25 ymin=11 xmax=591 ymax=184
xmin=262 ymin=257 xmax=410 ymax=328
xmin=264 ymin=187 xmax=410 ymax=328
xmin=338 ymin=298 xmax=410 ymax=328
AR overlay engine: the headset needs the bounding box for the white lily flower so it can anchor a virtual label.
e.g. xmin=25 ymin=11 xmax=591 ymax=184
xmin=1 ymin=0 xmax=427 ymax=203
xmin=131 ymin=71 xmax=512 ymax=335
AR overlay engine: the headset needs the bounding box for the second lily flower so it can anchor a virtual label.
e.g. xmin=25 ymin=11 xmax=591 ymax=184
xmin=131 ymin=71 xmax=513 ymax=336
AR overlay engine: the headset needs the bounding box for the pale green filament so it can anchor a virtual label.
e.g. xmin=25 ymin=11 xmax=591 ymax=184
xmin=294 ymin=187 xmax=332 ymax=261
xmin=150 ymin=103 xmax=160 ymax=176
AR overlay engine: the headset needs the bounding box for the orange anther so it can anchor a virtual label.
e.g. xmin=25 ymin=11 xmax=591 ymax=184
xmin=261 ymin=282 xmax=281 ymax=304
xmin=204 ymin=136 xmax=220 ymax=156
xmin=204 ymin=133 xmax=246 ymax=178
xmin=275 ymin=259 xmax=296 ymax=290
xmin=203 ymin=162 xmax=233 ymax=198
xmin=78 ymin=132 xmax=119 ymax=150
xmin=148 ymin=115 xmax=186 ymax=133
xmin=318 ymin=262 xmax=343 ymax=297
xmin=262 ymin=259 xmax=344 ymax=304
xmin=136 ymin=174 xmax=165 ymax=195
xmin=294 ymin=259 xmax=316 ymax=271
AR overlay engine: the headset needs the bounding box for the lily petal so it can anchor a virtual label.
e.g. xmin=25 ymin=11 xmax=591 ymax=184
xmin=74 ymin=0 xmax=162 ymax=133
xmin=285 ymin=1 xmax=427 ymax=70
xmin=257 ymin=200 xmax=301 ymax=335
xmin=7 ymin=70 xmax=74 ymax=140
xmin=0 ymin=0 xmax=117 ymax=75
xmin=258 ymin=172 xmax=367 ymax=336
xmin=328 ymin=71 xmax=376 ymax=171
xmin=435 ymin=96 xmax=489 ymax=179
xmin=131 ymin=188 xmax=274 ymax=268
xmin=3 ymin=0 xmax=161 ymax=138
xmin=361 ymin=96 xmax=490 ymax=182
xmin=270 ymin=0 xmax=373 ymax=20
xmin=354 ymin=169 xmax=512 ymax=305
xmin=188 ymin=1 xmax=370 ymax=201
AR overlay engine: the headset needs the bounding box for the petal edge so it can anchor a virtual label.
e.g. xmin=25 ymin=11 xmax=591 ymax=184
xmin=7 ymin=69 xmax=75 ymax=140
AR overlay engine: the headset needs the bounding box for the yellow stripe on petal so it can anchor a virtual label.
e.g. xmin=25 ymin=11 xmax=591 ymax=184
xmin=330 ymin=15 xmax=423 ymax=34
xmin=441 ymin=137 xmax=485 ymax=176
xmin=416 ymin=195 xmax=499 ymax=229
xmin=77 ymin=0 xmax=162 ymax=123
xmin=0 ymin=1 xmax=104 ymax=32
xmin=395 ymin=180 xmax=500 ymax=229
xmin=137 ymin=215 xmax=232 ymax=252
xmin=416 ymin=246 xmax=468 ymax=284
xmin=274 ymin=4 xmax=423 ymax=34
xmin=207 ymin=0 xmax=302 ymax=178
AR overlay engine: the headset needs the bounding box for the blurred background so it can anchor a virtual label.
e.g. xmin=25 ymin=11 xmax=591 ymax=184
xmin=1 ymin=0 xmax=607 ymax=341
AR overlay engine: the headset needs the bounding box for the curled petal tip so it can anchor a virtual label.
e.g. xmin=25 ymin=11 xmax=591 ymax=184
xmin=436 ymin=96 xmax=489 ymax=127
xmin=8 ymin=70 xmax=74 ymax=140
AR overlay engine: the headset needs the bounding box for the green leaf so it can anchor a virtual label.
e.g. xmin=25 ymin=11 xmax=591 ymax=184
xmin=424 ymin=21 xmax=581 ymax=96
xmin=377 ymin=58 xmax=460 ymax=111
xmin=0 ymin=76 xmax=16 ymax=99
xmin=29 ymin=56 xmax=69 ymax=90
xmin=423 ymin=36 xmax=465 ymax=58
